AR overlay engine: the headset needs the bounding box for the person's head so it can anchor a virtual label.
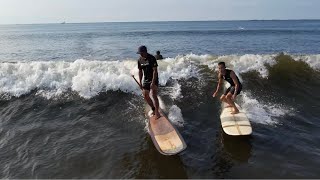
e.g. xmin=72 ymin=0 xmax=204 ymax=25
xmin=218 ymin=62 xmax=226 ymax=74
xmin=137 ymin=45 xmax=148 ymax=58
xmin=156 ymin=51 xmax=160 ymax=55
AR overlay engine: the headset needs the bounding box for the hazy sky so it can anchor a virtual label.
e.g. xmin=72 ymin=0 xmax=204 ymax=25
xmin=0 ymin=0 xmax=319 ymax=24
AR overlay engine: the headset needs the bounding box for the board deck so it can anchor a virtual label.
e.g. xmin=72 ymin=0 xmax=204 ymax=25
xmin=220 ymin=102 xmax=252 ymax=136
xmin=147 ymin=109 xmax=187 ymax=155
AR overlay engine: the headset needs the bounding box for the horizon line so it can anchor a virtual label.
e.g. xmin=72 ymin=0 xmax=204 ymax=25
xmin=0 ymin=18 xmax=319 ymax=25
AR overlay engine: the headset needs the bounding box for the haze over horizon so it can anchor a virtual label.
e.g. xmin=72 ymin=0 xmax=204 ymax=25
xmin=0 ymin=0 xmax=320 ymax=24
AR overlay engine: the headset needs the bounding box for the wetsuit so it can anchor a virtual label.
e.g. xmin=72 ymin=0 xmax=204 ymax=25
xmin=138 ymin=53 xmax=159 ymax=90
xmin=155 ymin=54 xmax=163 ymax=60
xmin=221 ymin=69 xmax=242 ymax=95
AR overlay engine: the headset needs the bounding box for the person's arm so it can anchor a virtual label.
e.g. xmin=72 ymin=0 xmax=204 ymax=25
xmin=213 ymin=73 xmax=223 ymax=97
xmin=230 ymin=71 xmax=240 ymax=100
xmin=151 ymin=67 xmax=158 ymax=85
xmin=138 ymin=61 xmax=143 ymax=89
xmin=150 ymin=58 xmax=158 ymax=89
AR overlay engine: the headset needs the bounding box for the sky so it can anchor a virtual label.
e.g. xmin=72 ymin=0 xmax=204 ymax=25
xmin=0 ymin=0 xmax=319 ymax=24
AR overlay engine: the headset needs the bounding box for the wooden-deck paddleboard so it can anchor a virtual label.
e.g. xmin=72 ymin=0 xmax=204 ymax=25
xmin=220 ymin=102 xmax=252 ymax=136
xmin=147 ymin=109 xmax=187 ymax=155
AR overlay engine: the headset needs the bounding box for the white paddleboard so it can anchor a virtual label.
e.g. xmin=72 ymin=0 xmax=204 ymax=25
xmin=146 ymin=108 xmax=187 ymax=155
xmin=220 ymin=102 xmax=252 ymax=136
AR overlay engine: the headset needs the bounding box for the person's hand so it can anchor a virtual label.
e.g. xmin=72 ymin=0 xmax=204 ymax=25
xmin=212 ymin=92 xmax=218 ymax=97
xmin=232 ymin=94 xmax=237 ymax=100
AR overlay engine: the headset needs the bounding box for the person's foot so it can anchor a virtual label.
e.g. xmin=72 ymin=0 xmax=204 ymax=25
xmin=154 ymin=112 xmax=161 ymax=119
xmin=150 ymin=107 xmax=156 ymax=115
xmin=231 ymin=108 xmax=239 ymax=114
xmin=225 ymin=104 xmax=233 ymax=108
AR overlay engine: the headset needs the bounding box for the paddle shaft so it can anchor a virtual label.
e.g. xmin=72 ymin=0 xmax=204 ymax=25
xmin=132 ymin=75 xmax=165 ymax=110
xmin=131 ymin=75 xmax=142 ymax=90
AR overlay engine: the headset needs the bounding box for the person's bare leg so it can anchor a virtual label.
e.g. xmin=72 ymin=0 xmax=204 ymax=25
xmin=151 ymin=87 xmax=161 ymax=119
xmin=226 ymin=93 xmax=239 ymax=114
xmin=220 ymin=95 xmax=232 ymax=108
xmin=143 ymin=90 xmax=155 ymax=114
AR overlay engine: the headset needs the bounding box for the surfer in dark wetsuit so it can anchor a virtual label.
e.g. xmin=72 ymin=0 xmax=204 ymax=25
xmin=155 ymin=51 xmax=163 ymax=60
xmin=137 ymin=45 xmax=161 ymax=119
xmin=212 ymin=62 xmax=242 ymax=114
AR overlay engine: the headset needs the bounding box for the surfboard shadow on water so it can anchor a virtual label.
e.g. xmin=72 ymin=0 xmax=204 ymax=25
xmin=206 ymin=129 xmax=253 ymax=178
xmin=130 ymin=135 xmax=188 ymax=179
xmin=220 ymin=130 xmax=252 ymax=163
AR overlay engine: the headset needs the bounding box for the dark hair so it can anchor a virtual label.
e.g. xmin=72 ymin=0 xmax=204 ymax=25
xmin=156 ymin=51 xmax=160 ymax=55
xmin=137 ymin=45 xmax=147 ymax=54
xmin=218 ymin=62 xmax=226 ymax=67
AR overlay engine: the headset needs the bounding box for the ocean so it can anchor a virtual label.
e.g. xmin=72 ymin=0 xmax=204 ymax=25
xmin=0 ymin=20 xmax=319 ymax=178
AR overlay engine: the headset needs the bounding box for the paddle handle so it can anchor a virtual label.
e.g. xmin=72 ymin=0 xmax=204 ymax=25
xmin=132 ymin=75 xmax=142 ymax=90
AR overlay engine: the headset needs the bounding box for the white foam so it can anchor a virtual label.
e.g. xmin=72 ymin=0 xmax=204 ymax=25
xmin=239 ymin=92 xmax=292 ymax=125
xmin=293 ymin=54 xmax=320 ymax=71
xmin=230 ymin=54 xmax=276 ymax=78
xmin=158 ymin=55 xmax=200 ymax=85
xmin=1 ymin=53 xmax=317 ymax=100
xmin=0 ymin=57 xmax=199 ymax=99
xmin=168 ymin=105 xmax=184 ymax=127
xmin=202 ymin=54 xmax=277 ymax=78
xmin=0 ymin=54 xmax=276 ymax=99
xmin=169 ymin=81 xmax=183 ymax=100
xmin=157 ymin=96 xmax=166 ymax=111
xmin=0 ymin=60 xmax=142 ymax=99
xmin=200 ymin=55 xmax=232 ymax=76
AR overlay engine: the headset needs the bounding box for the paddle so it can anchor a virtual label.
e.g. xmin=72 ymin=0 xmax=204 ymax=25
xmin=131 ymin=74 xmax=166 ymax=113
xmin=131 ymin=75 xmax=142 ymax=90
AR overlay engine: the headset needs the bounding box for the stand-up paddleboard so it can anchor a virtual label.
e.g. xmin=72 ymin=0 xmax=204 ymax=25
xmin=131 ymin=75 xmax=186 ymax=155
xmin=220 ymin=102 xmax=252 ymax=136
xmin=146 ymin=107 xmax=187 ymax=155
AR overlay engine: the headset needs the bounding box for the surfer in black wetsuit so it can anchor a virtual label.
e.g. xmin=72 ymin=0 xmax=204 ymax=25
xmin=212 ymin=62 xmax=242 ymax=114
xmin=155 ymin=51 xmax=163 ymax=60
xmin=137 ymin=45 xmax=161 ymax=119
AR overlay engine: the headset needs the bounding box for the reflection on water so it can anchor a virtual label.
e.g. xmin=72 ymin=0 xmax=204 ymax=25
xmin=133 ymin=136 xmax=188 ymax=179
xmin=221 ymin=130 xmax=252 ymax=163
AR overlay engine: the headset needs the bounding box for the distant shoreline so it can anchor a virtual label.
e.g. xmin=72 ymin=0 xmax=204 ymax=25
xmin=0 ymin=19 xmax=319 ymax=26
